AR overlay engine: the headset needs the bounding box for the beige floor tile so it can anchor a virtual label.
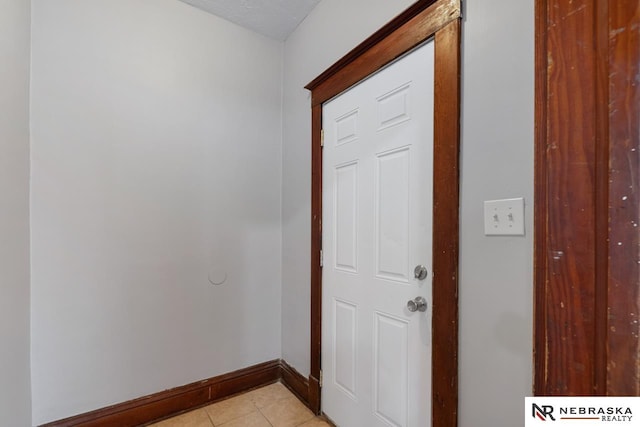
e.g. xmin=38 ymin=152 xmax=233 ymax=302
xmin=260 ymin=396 xmax=315 ymax=427
xmin=204 ymin=394 xmax=257 ymax=425
xmin=218 ymin=410 xmax=272 ymax=427
xmin=149 ymin=408 xmax=213 ymax=427
xmin=297 ymin=419 xmax=332 ymax=427
xmin=245 ymin=382 xmax=294 ymax=409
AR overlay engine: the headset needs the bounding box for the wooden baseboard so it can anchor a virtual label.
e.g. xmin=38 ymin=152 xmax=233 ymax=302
xmin=308 ymin=374 xmax=321 ymax=415
xmin=279 ymin=359 xmax=310 ymax=407
xmin=41 ymin=360 xmax=284 ymax=427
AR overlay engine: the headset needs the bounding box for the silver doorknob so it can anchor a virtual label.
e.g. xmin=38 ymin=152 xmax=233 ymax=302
xmin=414 ymin=265 xmax=428 ymax=280
xmin=407 ymin=296 xmax=427 ymax=312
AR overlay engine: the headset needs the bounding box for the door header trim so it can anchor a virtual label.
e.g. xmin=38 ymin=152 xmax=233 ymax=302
xmin=305 ymin=0 xmax=461 ymax=106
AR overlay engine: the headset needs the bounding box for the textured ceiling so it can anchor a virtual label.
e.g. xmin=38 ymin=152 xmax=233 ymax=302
xmin=179 ymin=0 xmax=322 ymax=41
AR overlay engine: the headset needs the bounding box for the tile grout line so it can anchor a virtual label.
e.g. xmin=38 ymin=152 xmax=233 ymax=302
xmin=205 ymin=406 xmax=216 ymax=427
xmin=209 ymin=401 xmax=261 ymax=427
xmin=162 ymin=383 xmax=324 ymax=427
xmin=256 ymin=405 xmax=276 ymax=427
xmin=256 ymin=392 xmax=281 ymax=427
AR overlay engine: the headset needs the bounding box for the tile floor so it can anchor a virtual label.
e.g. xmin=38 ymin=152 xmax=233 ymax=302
xmin=149 ymin=382 xmax=332 ymax=427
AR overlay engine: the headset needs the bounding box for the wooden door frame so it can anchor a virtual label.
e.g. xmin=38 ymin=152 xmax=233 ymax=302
xmin=534 ymin=0 xmax=639 ymax=395
xmin=305 ymin=1 xmax=462 ymax=425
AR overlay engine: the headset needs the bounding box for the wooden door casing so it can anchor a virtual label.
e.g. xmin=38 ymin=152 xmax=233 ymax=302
xmin=306 ymin=1 xmax=462 ymax=425
xmin=535 ymin=0 xmax=640 ymax=396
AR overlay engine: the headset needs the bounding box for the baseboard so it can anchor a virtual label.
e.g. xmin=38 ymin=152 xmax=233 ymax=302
xmin=279 ymin=359 xmax=310 ymax=406
xmin=41 ymin=360 xmax=282 ymax=427
xmin=308 ymin=374 xmax=321 ymax=414
xmin=40 ymin=359 xmax=313 ymax=427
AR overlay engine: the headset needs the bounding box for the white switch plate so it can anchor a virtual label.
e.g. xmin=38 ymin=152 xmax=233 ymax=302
xmin=484 ymin=198 xmax=525 ymax=236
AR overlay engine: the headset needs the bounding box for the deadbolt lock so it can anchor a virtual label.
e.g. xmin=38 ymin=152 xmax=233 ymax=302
xmin=414 ymin=265 xmax=428 ymax=280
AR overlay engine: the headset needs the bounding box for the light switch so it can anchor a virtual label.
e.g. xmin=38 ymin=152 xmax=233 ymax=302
xmin=484 ymin=198 xmax=525 ymax=236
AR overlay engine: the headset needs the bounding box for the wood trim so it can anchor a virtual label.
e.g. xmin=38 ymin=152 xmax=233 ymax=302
xmin=41 ymin=360 xmax=284 ymax=427
xmin=593 ymin=0 xmax=610 ymax=396
xmin=279 ymin=360 xmax=310 ymax=407
xmin=309 ymin=102 xmax=323 ymax=416
xmin=533 ymin=0 xmax=549 ymax=395
xmin=431 ymin=19 xmax=460 ymax=426
xmin=534 ymin=0 xmax=640 ymax=396
xmin=305 ymin=0 xmax=461 ymax=105
xmin=535 ymin=0 xmax=600 ymax=396
xmin=306 ymin=1 xmax=462 ymax=425
xmin=307 ymin=375 xmax=321 ymax=416
xmin=605 ymin=0 xmax=640 ymax=395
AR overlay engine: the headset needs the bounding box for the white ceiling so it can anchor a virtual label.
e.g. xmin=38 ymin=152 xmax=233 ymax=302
xmin=179 ymin=0 xmax=322 ymax=41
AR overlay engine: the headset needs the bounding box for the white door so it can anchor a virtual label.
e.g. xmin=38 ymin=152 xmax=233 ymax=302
xmin=321 ymin=40 xmax=434 ymax=427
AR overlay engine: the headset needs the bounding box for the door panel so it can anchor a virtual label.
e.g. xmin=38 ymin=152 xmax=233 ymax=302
xmin=376 ymin=147 xmax=410 ymax=282
xmin=334 ymin=298 xmax=358 ymax=398
xmin=334 ymin=162 xmax=359 ymax=273
xmin=374 ymin=311 xmax=409 ymax=427
xmin=322 ymin=40 xmax=434 ymax=427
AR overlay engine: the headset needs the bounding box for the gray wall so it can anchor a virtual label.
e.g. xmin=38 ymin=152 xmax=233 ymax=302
xmin=458 ymin=1 xmax=534 ymax=424
xmin=281 ymin=0 xmax=534 ymax=425
xmin=30 ymin=0 xmax=283 ymax=423
xmin=14 ymin=0 xmax=532 ymax=424
xmin=0 ymin=0 xmax=32 ymax=425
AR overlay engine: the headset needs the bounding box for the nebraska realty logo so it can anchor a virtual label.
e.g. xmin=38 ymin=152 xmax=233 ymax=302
xmin=525 ymin=397 xmax=640 ymax=426
xmin=532 ymin=403 xmax=556 ymax=421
